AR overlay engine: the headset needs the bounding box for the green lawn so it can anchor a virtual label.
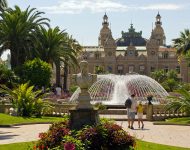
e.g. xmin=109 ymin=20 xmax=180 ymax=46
xmin=136 ymin=140 xmax=190 ymax=150
xmin=154 ymin=117 xmax=190 ymax=125
xmin=0 ymin=113 xmax=66 ymax=126
xmin=0 ymin=141 xmax=189 ymax=150
xmin=166 ymin=117 xmax=190 ymax=124
xmin=0 ymin=142 xmax=36 ymax=150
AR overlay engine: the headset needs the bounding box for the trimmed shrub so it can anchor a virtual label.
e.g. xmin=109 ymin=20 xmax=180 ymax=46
xmin=21 ymin=58 xmax=51 ymax=87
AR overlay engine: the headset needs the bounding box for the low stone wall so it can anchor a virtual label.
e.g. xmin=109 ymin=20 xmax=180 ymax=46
xmin=0 ymin=104 xmax=12 ymax=114
xmin=151 ymin=104 xmax=187 ymax=121
xmin=0 ymin=104 xmax=188 ymax=121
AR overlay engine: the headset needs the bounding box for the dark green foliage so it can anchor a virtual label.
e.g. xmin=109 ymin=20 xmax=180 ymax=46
xmin=0 ymin=63 xmax=18 ymax=88
xmin=22 ymin=58 xmax=51 ymax=87
xmin=151 ymin=69 xmax=180 ymax=92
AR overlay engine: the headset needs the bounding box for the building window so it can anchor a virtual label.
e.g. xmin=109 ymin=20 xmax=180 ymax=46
xmin=129 ymin=66 xmax=134 ymax=73
xmin=150 ymin=66 xmax=155 ymax=72
xmin=117 ymin=65 xmax=123 ymax=74
xmin=176 ymin=66 xmax=180 ymax=74
xmin=95 ymin=53 xmax=100 ymax=59
xmin=139 ymin=65 xmax=145 ymax=72
xmin=162 ymin=52 xmax=168 ymax=59
xmin=107 ymin=66 xmax=112 ymax=73
xmin=164 ymin=66 xmax=169 ymax=73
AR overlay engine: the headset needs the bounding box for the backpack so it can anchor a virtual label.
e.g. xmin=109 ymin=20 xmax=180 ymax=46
xmin=125 ymin=98 xmax=132 ymax=108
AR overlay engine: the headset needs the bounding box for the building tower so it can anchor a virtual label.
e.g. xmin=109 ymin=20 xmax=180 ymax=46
xmin=146 ymin=12 xmax=166 ymax=74
xmin=150 ymin=12 xmax=166 ymax=46
xmin=98 ymin=13 xmax=116 ymax=73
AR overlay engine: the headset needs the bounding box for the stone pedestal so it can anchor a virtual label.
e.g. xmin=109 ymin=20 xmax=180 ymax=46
xmin=146 ymin=104 xmax=153 ymax=121
xmin=69 ymin=108 xmax=99 ymax=130
xmin=76 ymin=90 xmax=93 ymax=109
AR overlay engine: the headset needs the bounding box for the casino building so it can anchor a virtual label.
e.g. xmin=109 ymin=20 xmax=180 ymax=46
xmin=73 ymin=13 xmax=190 ymax=82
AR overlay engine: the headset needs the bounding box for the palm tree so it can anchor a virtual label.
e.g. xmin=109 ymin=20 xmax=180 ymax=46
xmin=165 ymin=89 xmax=190 ymax=115
xmin=173 ymin=29 xmax=190 ymax=55
xmin=62 ymin=35 xmax=82 ymax=91
xmin=0 ymin=0 xmax=7 ymax=12
xmin=33 ymin=27 xmax=77 ymax=87
xmin=0 ymin=5 xmax=49 ymax=69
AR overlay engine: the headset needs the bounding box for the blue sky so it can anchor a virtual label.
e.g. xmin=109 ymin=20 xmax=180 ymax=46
xmin=1 ymin=0 xmax=190 ymax=60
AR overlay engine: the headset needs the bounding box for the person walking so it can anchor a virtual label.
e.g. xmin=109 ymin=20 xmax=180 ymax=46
xmin=125 ymin=94 xmax=137 ymax=129
xmin=137 ymin=101 xmax=144 ymax=129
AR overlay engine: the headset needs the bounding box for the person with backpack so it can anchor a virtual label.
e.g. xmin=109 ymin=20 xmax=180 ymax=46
xmin=125 ymin=94 xmax=137 ymax=129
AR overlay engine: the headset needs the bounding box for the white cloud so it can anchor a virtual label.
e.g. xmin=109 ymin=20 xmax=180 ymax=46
xmin=39 ymin=0 xmax=184 ymax=14
xmin=140 ymin=4 xmax=181 ymax=10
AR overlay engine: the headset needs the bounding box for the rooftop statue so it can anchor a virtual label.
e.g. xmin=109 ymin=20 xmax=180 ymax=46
xmin=72 ymin=60 xmax=97 ymax=109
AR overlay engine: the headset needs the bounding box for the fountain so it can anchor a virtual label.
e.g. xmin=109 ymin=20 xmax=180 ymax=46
xmin=70 ymin=74 xmax=169 ymax=105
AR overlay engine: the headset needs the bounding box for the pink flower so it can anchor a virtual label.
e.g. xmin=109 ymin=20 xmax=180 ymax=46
xmin=64 ymin=142 xmax=75 ymax=150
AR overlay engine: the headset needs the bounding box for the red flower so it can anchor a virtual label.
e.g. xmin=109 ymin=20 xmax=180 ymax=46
xmin=64 ymin=142 xmax=75 ymax=150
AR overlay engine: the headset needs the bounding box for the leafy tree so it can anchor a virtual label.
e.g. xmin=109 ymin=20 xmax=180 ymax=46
xmin=0 ymin=5 xmax=49 ymax=69
xmin=150 ymin=69 xmax=167 ymax=83
xmin=165 ymin=89 xmax=190 ymax=115
xmin=167 ymin=70 xmax=179 ymax=81
xmin=21 ymin=58 xmax=51 ymax=87
xmin=0 ymin=83 xmax=52 ymax=117
xmin=162 ymin=79 xmax=179 ymax=92
xmin=151 ymin=69 xmax=180 ymax=92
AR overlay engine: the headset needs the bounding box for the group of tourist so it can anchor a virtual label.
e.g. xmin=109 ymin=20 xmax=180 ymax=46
xmin=125 ymin=94 xmax=144 ymax=130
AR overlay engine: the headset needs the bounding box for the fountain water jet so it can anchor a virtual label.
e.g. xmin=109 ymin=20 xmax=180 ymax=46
xmin=70 ymin=74 xmax=169 ymax=105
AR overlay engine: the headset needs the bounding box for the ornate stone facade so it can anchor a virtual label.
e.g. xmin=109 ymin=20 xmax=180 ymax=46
xmin=74 ymin=13 xmax=190 ymax=83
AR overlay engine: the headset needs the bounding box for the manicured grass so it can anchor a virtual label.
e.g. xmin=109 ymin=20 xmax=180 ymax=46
xmin=0 ymin=141 xmax=36 ymax=150
xmin=0 ymin=113 xmax=66 ymax=126
xmin=136 ymin=140 xmax=190 ymax=150
xmin=0 ymin=141 xmax=189 ymax=150
xmin=154 ymin=117 xmax=190 ymax=125
xmin=166 ymin=117 xmax=190 ymax=124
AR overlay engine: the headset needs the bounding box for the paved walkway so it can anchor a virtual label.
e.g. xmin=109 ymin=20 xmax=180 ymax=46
xmin=0 ymin=122 xmax=190 ymax=148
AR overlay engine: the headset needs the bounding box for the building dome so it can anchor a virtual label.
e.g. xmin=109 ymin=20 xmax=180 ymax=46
xmin=116 ymin=24 xmax=147 ymax=46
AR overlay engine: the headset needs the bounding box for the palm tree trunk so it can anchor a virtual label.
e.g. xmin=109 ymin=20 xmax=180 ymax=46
xmin=10 ymin=49 xmax=18 ymax=69
xmin=63 ymin=62 xmax=68 ymax=92
xmin=55 ymin=60 xmax=61 ymax=87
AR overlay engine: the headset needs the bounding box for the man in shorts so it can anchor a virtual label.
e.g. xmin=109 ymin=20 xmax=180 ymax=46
xmin=127 ymin=94 xmax=137 ymax=129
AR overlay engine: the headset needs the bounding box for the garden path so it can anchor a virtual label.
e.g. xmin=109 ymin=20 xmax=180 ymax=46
xmin=0 ymin=121 xmax=189 ymax=148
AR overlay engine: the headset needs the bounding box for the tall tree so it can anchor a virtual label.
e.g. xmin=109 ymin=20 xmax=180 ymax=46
xmin=62 ymin=35 xmax=82 ymax=91
xmin=0 ymin=6 xmax=49 ymax=69
xmin=33 ymin=27 xmax=77 ymax=87
xmin=173 ymin=29 xmax=190 ymax=55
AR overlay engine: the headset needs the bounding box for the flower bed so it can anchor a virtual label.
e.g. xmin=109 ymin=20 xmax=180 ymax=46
xmin=35 ymin=118 xmax=135 ymax=150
